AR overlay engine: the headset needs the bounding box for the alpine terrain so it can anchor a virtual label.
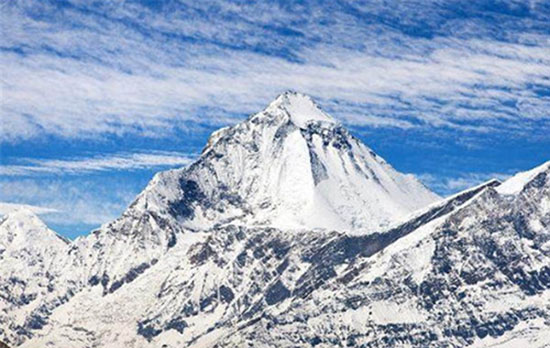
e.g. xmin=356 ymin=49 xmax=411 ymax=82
xmin=1 ymin=92 xmax=549 ymax=348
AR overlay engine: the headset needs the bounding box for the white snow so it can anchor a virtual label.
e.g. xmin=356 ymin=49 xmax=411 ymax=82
xmin=4 ymin=94 xmax=549 ymax=348
xmin=496 ymin=160 xmax=550 ymax=195
xmin=0 ymin=202 xmax=58 ymax=215
xmin=0 ymin=208 xmax=68 ymax=252
xmin=471 ymin=318 xmax=550 ymax=348
xmin=122 ymin=91 xmax=439 ymax=235
xmin=264 ymin=91 xmax=336 ymax=129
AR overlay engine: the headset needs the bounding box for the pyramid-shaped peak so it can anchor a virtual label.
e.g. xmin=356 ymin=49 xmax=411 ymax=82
xmin=127 ymin=89 xmax=439 ymax=235
xmin=265 ymin=91 xmax=336 ymax=129
xmin=1 ymin=207 xmax=68 ymax=245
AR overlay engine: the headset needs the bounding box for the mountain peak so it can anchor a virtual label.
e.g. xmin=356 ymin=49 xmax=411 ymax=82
xmin=0 ymin=208 xmax=68 ymax=247
xmin=264 ymin=91 xmax=336 ymax=129
xmin=496 ymin=160 xmax=550 ymax=195
xmin=122 ymin=91 xmax=439 ymax=235
xmin=2 ymin=208 xmax=45 ymax=227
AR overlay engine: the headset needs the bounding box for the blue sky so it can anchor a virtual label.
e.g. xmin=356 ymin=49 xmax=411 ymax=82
xmin=1 ymin=0 xmax=549 ymax=238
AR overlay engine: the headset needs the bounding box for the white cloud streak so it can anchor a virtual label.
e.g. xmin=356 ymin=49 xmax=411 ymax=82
xmin=0 ymin=202 xmax=59 ymax=216
xmin=1 ymin=1 xmax=549 ymax=142
xmin=0 ymin=178 xmax=137 ymax=227
xmin=419 ymin=172 xmax=513 ymax=196
xmin=0 ymin=151 xmax=195 ymax=176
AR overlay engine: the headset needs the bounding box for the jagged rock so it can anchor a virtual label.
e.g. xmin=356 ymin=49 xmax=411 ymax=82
xmin=1 ymin=93 xmax=548 ymax=348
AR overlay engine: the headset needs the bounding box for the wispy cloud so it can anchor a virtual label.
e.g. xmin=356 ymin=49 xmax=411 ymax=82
xmin=0 ymin=202 xmax=59 ymax=216
xmin=0 ymin=177 xmax=138 ymax=229
xmin=0 ymin=149 xmax=194 ymax=234
xmin=0 ymin=151 xmax=195 ymax=176
xmin=1 ymin=1 xmax=549 ymax=142
xmin=419 ymin=172 xmax=513 ymax=196
xmin=2 ymin=0 xmax=549 ymax=236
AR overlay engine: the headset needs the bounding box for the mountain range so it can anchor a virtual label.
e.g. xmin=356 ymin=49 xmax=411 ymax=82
xmin=1 ymin=92 xmax=549 ymax=348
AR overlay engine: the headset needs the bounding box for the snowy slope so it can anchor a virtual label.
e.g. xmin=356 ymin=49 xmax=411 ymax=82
xmin=210 ymin=161 xmax=550 ymax=347
xmin=125 ymin=91 xmax=439 ymax=235
xmin=0 ymin=210 xmax=69 ymax=344
xmin=16 ymin=164 xmax=547 ymax=347
xmin=56 ymin=91 xmax=441 ymax=300
xmin=6 ymin=160 xmax=550 ymax=348
xmin=0 ymin=209 xmax=68 ymax=255
xmin=0 ymin=92 xmax=439 ymax=347
xmin=2 ymin=92 xmax=549 ymax=348
xmin=496 ymin=160 xmax=550 ymax=196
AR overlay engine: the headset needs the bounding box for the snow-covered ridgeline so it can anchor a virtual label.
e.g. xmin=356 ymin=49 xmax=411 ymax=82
xmin=9 ymin=158 xmax=549 ymax=348
xmin=124 ymin=91 xmax=439 ymax=236
xmin=1 ymin=91 xmax=549 ymax=348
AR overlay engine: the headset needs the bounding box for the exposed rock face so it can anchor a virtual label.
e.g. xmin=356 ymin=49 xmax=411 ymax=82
xmin=212 ymin=162 xmax=550 ymax=348
xmin=1 ymin=93 xmax=549 ymax=348
xmin=124 ymin=91 xmax=439 ymax=236
xmin=0 ymin=209 xmax=69 ymax=344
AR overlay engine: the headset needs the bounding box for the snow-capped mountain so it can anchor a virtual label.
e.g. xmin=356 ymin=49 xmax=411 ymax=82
xmin=30 ymin=91 xmax=439 ymax=315
xmin=125 ymin=91 xmax=439 ymax=236
xmin=0 ymin=209 xmax=68 ymax=343
xmin=0 ymin=209 xmax=68 ymax=259
xmin=1 ymin=93 xmax=548 ymax=348
xmin=211 ymin=161 xmax=550 ymax=348
xmin=11 ymin=161 xmax=550 ymax=348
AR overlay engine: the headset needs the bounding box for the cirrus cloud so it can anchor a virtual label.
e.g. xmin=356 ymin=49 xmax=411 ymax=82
xmin=0 ymin=151 xmax=195 ymax=176
xmin=1 ymin=0 xmax=550 ymax=142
